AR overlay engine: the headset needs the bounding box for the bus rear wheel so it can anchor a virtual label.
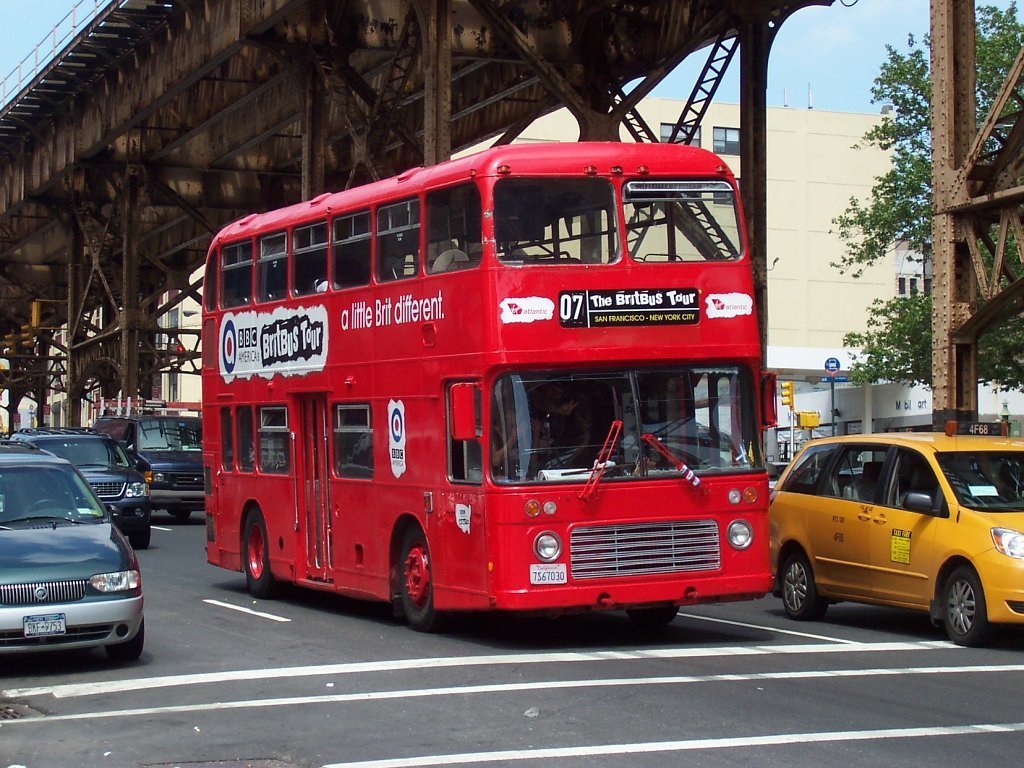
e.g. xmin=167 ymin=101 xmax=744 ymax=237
xmin=398 ymin=527 xmax=444 ymax=632
xmin=244 ymin=511 xmax=277 ymax=599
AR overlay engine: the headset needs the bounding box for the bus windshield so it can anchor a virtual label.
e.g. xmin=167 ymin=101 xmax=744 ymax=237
xmin=494 ymin=178 xmax=618 ymax=264
xmin=490 ymin=366 xmax=761 ymax=484
xmin=623 ymin=180 xmax=742 ymax=262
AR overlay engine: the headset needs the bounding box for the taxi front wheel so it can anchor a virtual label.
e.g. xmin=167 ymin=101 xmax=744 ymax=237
xmin=943 ymin=565 xmax=991 ymax=647
xmin=781 ymin=552 xmax=828 ymax=621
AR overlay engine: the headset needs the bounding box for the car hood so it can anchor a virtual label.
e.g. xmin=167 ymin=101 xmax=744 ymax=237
xmin=139 ymin=450 xmax=203 ymax=471
xmin=0 ymin=523 xmax=130 ymax=582
xmin=77 ymin=466 xmax=141 ymax=483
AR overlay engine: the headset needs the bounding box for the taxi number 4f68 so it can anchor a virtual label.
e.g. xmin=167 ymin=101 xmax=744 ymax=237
xmin=530 ymin=563 xmax=567 ymax=585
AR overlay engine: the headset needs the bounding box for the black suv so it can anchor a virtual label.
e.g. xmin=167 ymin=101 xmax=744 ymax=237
xmin=8 ymin=428 xmax=152 ymax=549
xmin=94 ymin=414 xmax=204 ymax=522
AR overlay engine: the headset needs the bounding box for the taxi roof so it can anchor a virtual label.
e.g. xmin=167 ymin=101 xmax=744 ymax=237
xmin=799 ymin=432 xmax=1024 ymax=455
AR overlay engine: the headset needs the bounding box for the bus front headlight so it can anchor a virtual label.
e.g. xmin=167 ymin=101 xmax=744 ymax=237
xmin=727 ymin=520 xmax=754 ymax=550
xmin=533 ymin=532 xmax=562 ymax=562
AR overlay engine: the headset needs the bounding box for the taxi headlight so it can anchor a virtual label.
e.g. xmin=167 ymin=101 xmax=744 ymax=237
xmin=992 ymin=528 xmax=1024 ymax=559
xmin=90 ymin=569 xmax=141 ymax=593
xmin=533 ymin=532 xmax=562 ymax=562
xmin=727 ymin=519 xmax=754 ymax=550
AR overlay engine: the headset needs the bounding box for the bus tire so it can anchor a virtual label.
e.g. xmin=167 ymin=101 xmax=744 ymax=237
xmin=398 ymin=526 xmax=444 ymax=632
xmin=244 ymin=511 xmax=277 ymax=599
xmin=626 ymin=605 xmax=679 ymax=628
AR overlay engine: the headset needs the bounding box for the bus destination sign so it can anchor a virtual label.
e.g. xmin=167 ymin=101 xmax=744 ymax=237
xmin=558 ymin=288 xmax=699 ymax=328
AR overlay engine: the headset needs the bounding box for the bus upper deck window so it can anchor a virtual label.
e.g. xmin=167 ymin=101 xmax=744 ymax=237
xmin=427 ymin=185 xmax=483 ymax=274
xmin=221 ymin=241 xmax=253 ymax=308
xmin=292 ymin=222 xmax=328 ymax=296
xmin=622 ymin=180 xmax=742 ymax=263
xmin=493 ymin=178 xmax=616 ymax=265
xmin=377 ymin=199 xmax=420 ymax=282
xmin=258 ymin=232 xmax=288 ymax=302
xmin=332 ymin=211 xmax=371 ymax=289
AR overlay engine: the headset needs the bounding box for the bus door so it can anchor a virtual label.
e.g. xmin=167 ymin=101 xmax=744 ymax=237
xmin=297 ymin=394 xmax=332 ymax=582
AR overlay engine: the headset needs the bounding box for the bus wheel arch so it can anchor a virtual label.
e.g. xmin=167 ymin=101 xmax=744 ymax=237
xmin=391 ymin=517 xmax=445 ymax=632
xmin=242 ymin=504 xmax=278 ymax=599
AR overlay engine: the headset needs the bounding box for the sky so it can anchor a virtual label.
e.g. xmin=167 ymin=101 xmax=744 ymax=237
xmin=0 ymin=0 xmax=1019 ymax=114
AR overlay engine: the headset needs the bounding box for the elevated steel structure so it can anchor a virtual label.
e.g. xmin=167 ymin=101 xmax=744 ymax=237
xmin=0 ymin=0 xmax=831 ymax=425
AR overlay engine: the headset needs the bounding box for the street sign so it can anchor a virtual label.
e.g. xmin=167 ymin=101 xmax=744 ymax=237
xmin=820 ymin=376 xmax=849 ymax=383
xmin=824 ymin=356 xmax=841 ymax=375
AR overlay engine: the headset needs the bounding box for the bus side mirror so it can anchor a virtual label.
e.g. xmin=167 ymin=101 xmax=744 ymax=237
xmin=450 ymin=382 xmax=481 ymax=441
xmin=761 ymin=371 xmax=778 ymax=428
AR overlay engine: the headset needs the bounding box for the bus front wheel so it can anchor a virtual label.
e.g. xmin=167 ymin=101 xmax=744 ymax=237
xmin=244 ymin=511 xmax=277 ymax=599
xmin=398 ymin=526 xmax=444 ymax=632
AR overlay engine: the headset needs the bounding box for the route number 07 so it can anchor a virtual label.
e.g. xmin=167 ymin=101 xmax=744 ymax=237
xmin=559 ymin=292 xmax=585 ymax=323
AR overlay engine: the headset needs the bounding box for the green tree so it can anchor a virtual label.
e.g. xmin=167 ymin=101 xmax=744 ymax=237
xmin=834 ymin=3 xmax=1024 ymax=390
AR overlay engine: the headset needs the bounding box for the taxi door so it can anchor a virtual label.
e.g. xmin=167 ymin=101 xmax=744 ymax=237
xmin=866 ymin=448 xmax=941 ymax=608
xmin=801 ymin=446 xmax=885 ymax=598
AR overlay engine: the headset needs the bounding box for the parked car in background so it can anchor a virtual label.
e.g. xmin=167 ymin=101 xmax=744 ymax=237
xmin=0 ymin=443 xmax=145 ymax=659
xmin=8 ymin=428 xmax=152 ymax=549
xmin=95 ymin=413 xmax=204 ymax=522
xmin=770 ymin=428 xmax=1024 ymax=646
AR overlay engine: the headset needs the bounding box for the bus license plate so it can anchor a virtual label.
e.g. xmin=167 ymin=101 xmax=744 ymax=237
xmin=530 ymin=563 xmax=567 ymax=585
xmin=24 ymin=613 xmax=66 ymax=638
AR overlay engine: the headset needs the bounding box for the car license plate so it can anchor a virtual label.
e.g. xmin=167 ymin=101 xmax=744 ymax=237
xmin=24 ymin=613 xmax=66 ymax=638
xmin=530 ymin=563 xmax=567 ymax=585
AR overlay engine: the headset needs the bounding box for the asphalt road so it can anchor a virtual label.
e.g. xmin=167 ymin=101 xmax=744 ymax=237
xmin=3 ymin=513 xmax=1024 ymax=768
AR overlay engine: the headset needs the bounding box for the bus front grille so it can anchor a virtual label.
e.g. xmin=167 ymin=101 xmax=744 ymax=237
xmin=570 ymin=520 xmax=720 ymax=580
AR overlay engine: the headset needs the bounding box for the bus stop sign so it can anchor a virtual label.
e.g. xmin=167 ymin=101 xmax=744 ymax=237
xmin=824 ymin=357 xmax=841 ymax=376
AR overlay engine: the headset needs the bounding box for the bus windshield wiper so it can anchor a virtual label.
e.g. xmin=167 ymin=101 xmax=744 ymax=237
xmin=579 ymin=420 xmax=622 ymax=501
xmin=641 ymin=433 xmax=702 ymax=491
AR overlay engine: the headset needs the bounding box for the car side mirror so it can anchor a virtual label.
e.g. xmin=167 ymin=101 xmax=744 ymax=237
xmin=902 ymin=491 xmax=934 ymax=514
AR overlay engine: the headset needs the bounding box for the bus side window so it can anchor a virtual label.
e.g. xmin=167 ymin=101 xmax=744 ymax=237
xmin=377 ymin=199 xmax=420 ymax=282
xmin=204 ymin=253 xmax=218 ymax=311
xmin=258 ymin=232 xmax=288 ymax=302
xmin=237 ymin=406 xmax=255 ymax=472
xmin=220 ymin=407 xmax=234 ymax=471
xmin=292 ymin=222 xmax=328 ymax=296
xmin=427 ymin=184 xmax=483 ymax=274
xmin=258 ymin=406 xmax=290 ymax=474
xmin=333 ymin=404 xmax=373 ymax=479
xmin=221 ymin=241 xmax=253 ymax=308
xmin=332 ymin=211 xmax=371 ymax=288
xmin=448 ymin=382 xmax=482 ymax=484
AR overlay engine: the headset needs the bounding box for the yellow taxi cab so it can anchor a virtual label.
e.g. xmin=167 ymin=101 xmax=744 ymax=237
xmin=770 ymin=424 xmax=1024 ymax=646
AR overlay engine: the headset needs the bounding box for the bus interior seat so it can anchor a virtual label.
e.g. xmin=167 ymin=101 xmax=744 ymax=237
xmin=431 ymin=248 xmax=468 ymax=273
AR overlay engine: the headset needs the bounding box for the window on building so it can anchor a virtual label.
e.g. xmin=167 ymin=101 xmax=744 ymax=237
xmin=898 ymin=277 xmax=907 ymax=295
xmin=292 ymin=222 xmax=328 ymax=296
xmin=377 ymin=199 xmax=420 ymax=282
xmin=660 ymin=123 xmax=700 ymax=146
xmin=909 ymin=277 xmax=918 ymax=295
xmin=257 ymin=232 xmax=288 ymax=302
xmin=713 ymin=126 xmax=740 ymax=155
xmin=258 ymin=406 xmax=290 ymax=474
xmin=332 ymin=211 xmax=371 ymax=289
xmin=333 ymin=404 xmax=373 ymax=479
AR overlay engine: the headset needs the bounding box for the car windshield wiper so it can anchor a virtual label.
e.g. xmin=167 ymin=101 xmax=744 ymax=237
xmin=6 ymin=515 xmax=85 ymax=527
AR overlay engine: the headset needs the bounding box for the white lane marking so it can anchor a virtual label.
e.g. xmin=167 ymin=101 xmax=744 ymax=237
xmin=1 ymin=663 xmax=1021 ymax=727
xmin=318 ymin=722 xmax=1024 ymax=768
xmin=677 ymin=612 xmax=861 ymax=643
xmin=203 ymin=598 xmax=291 ymax=622
xmin=3 ymin=640 xmax=954 ymax=699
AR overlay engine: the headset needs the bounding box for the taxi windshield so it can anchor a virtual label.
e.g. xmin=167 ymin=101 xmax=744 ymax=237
xmin=936 ymin=451 xmax=1024 ymax=511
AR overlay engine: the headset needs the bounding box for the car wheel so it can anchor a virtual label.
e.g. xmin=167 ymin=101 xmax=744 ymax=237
xmin=170 ymin=509 xmax=192 ymax=523
xmin=943 ymin=565 xmax=991 ymax=647
xmin=626 ymin=605 xmax=679 ymax=628
xmin=398 ymin=526 xmax=445 ymax=632
xmin=129 ymin=527 xmax=151 ymax=550
xmin=781 ymin=552 xmax=828 ymax=620
xmin=244 ymin=512 xmax=278 ymax=599
xmin=106 ymin=618 xmax=145 ymax=662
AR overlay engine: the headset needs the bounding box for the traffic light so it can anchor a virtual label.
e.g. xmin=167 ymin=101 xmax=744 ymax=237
xmin=796 ymin=411 xmax=820 ymax=429
xmin=780 ymin=381 xmax=794 ymax=408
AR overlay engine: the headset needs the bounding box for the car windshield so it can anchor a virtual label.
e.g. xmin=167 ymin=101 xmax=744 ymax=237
xmin=0 ymin=465 xmax=106 ymax=527
xmin=936 ymin=451 xmax=1024 ymax=512
xmin=490 ymin=366 xmax=761 ymax=484
xmin=42 ymin=438 xmax=129 ymax=468
xmin=138 ymin=417 xmax=203 ymax=451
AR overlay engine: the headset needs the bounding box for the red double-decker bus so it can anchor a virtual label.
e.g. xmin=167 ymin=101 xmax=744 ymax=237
xmin=201 ymin=141 xmax=777 ymax=631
